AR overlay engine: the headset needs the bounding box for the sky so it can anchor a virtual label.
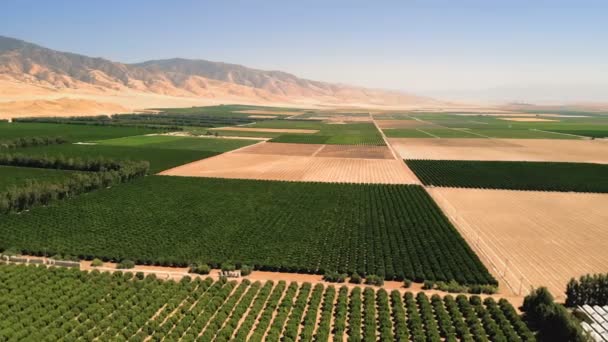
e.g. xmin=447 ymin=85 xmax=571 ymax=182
xmin=1 ymin=0 xmax=607 ymax=103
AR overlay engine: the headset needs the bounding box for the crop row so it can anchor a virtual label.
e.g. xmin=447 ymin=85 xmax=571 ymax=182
xmin=406 ymin=159 xmax=608 ymax=193
xmin=0 ymin=264 xmax=534 ymax=341
xmin=0 ymin=176 xmax=494 ymax=284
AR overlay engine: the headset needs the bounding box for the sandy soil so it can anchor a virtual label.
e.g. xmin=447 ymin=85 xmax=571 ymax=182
xmin=209 ymin=127 xmax=319 ymax=134
xmin=375 ymin=119 xmax=436 ymax=129
xmin=315 ymin=145 xmax=394 ymax=159
xmin=235 ymin=142 xmax=324 ymax=156
xmin=235 ymin=110 xmax=305 ymax=115
xmin=429 ymin=188 xmax=608 ymax=298
xmin=0 ymin=98 xmax=129 ymax=118
xmin=160 ymin=153 xmax=418 ymax=184
xmin=248 ymin=115 xmax=278 ymax=119
xmin=499 ymin=118 xmax=558 ymax=122
xmin=389 ymin=138 xmax=608 ymax=164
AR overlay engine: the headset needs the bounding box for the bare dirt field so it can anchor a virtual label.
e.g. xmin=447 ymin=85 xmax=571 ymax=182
xmin=375 ymin=119 xmax=436 ymax=129
xmin=160 ymin=142 xmax=419 ymax=184
xmin=498 ymin=118 xmax=558 ymax=122
xmin=160 ymin=153 xmax=417 ymax=184
xmin=315 ymin=144 xmax=394 ymax=159
xmin=429 ymin=188 xmax=608 ymax=298
xmin=210 ymin=127 xmax=319 ymax=134
xmin=235 ymin=109 xmax=304 ymax=115
xmin=389 ymin=138 xmax=608 ymax=163
xmin=236 ymin=142 xmax=324 ymax=156
xmin=248 ymin=115 xmax=278 ymax=119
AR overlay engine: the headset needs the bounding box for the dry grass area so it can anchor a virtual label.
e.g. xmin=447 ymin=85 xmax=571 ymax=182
xmin=160 ymin=142 xmax=418 ymax=184
xmin=390 ymin=138 xmax=608 ymax=164
xmin=498 ymin=118 xmax=558 ymax=122
xmin=375 ymin=119 xmax=436 ymax=129
xmin=429 ymin=188 xmax=608 ymax=297
xmin=210 ymin=127 xmax=319 ymax=134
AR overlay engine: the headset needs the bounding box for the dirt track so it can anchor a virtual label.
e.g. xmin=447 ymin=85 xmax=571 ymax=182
xmin=390 ymin=138 xmax=608 ymax=164
xmin=429 ymin=187 xmax=608 ymax=298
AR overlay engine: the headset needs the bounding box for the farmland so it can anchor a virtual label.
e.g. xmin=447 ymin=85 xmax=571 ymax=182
xmin=389 ymin=138 xmax=608 ymax=163
xmin=249 ymin=121 xmax=385 ymax=145
xmin=406 ymin=160 xmax=608 ymax=193
xmin=14 ymin=144 xmax=219 ymax=174
xmin=0 ymin=264 xmax=534 ymax=341
xmin=93 ymin=134 xmax=257 ymax=152
xmin=0 ymin=176 xmax=495 ymax=284
xmin=0 ymin=122 xmax=160 ymax=141
xmin=160 ymin=142 xmax=419 ymax=184
xmin=0 ymin=166 xmax=79 ymax=191
xmin=429 ymin=188 xmax=608 ymax=297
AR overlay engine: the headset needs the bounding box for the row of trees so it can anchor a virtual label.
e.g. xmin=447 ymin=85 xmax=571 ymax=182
xmin=0 ymin=154 xmax=148 ymax=214
xmin=566 ymin=273 xmax=608 ymax=307
xmin=0 ymin=136 xmax=67 ymax=149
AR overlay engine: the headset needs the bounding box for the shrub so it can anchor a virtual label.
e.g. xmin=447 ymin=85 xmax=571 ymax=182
xmin=221 ymin=263 xmax=235 ymax=272
xmin=403 ymin=279 xmax=412 ymax=288
xmin=91 ymin=259 xmax=104 ymax=267
xmin=240 ymin=264 xmax=252 ymax=276
xmin=117 ymin=260 xmax=135 ymax=269
xmin=364 ymin=274 xmax=384 ymax=286
xmin=423 ymin=280 xmax=435 ymax=290
xmin=189 ymin=263 xmax=210 ymax=275
xmin=323 ymin=271 xmax=347 ymax=283
xmin=349 ymin=272 xmax=362 ymax=284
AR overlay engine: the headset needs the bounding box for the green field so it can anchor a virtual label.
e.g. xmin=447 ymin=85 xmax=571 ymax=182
xmin=14 ymin=144 xmax=217 ymax=173
xmin=0 ymin=176 xmax=495 ymax=284
xmin=0 ymin=166 xmax=78 ymax=191
xmin=0 ymin=264 xmax=532 ymax=341
xmin=406 ymin=160 xmax=608 ymax=193
xmin=252 ymin=121 xmax=385 ymax=145
xmin=377 ymin=112 xmax=608 ymax=139
xmin=0 ymin=122 xmax=159 ymax=141
xmin=94 ymin=135 xmax=257 ymax=152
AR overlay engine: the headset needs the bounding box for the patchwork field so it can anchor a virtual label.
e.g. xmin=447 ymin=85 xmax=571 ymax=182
xmin=210 ymin=127 xmax=319 ymax=134
xmin=0 ymin=264 xmax=531 ymax=341
xmin=0 ymin=177 xmax=494 ymax=284
xmin=429 ymin=188 xmax=608 ymax=297
xmin=161 ymin=142 xmax=418 ymax=183
xmin=406 ymin=160 xmax=608 ymax=193
xmin=390 ymin=138 xmax=608 ymax=163
xmin=0 ymin=122 xmax=160 ymax=141
xmin=250 ymin=121 xmax=385 ymax=145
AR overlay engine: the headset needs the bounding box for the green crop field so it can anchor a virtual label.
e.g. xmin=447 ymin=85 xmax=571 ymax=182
xmin=0 ymin=122 xmax=159 ymax=141
xmin=0 ymin=177 xmax=494 ymax=284
xmin=254 ymin=121 xmax=385 ymax=145
xmin=406 ymin=160 xmax=608 ymax=193
xmin=94 ymin=135 xmax=257 ymax=152
xmin=0 ymin=264 xmax=534 ymax=341
xmin=0 ymin=166 xmax=79 ymax=191
xmin=14 ymin=144 xmax=217 ymax=173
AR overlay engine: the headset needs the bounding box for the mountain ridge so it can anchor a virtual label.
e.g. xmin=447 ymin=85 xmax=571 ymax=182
xmin=0 ymin=35 xmax=442 ymax=111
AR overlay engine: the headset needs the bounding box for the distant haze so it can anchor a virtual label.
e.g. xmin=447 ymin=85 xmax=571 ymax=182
xmin=1 ymin=0 xmax=607 ymax=104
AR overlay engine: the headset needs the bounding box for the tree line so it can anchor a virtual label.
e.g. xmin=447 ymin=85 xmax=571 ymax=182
xmin=0 ymin=153 xmax=148 ymax=214
xmin=566 ymin=273 xmax=608 ymax=307
xmin=0 ymin=136 xmax=67 ymax=149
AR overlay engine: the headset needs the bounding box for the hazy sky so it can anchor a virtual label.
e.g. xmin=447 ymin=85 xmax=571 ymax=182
xmin=1 ymin=0 xmax=607 ymax=102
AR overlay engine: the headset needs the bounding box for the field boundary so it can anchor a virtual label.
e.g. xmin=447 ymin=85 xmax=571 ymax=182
xmin=428 ymin=188 xmax=535 ymax=297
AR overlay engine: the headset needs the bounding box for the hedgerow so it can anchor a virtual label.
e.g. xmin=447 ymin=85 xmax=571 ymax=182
xmin=0 ymin=264 xmax=535 ymax=340
xmin=0 ymin=177 xmax=495 ymax=285
xmin=406 ymin=159 xmax=608 ymax=193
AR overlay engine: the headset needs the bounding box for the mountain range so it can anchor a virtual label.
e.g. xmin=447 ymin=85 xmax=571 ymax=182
xmin=0 ymin=35 xmax=442 ymax=117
